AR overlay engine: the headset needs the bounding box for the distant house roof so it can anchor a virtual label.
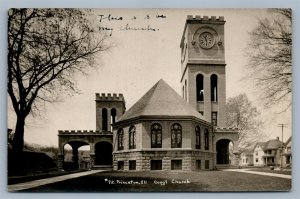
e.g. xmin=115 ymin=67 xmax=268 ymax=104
xmin=253 ymin=138 xmax=283 ymax=151
xmin=240 ymin=149 xmax=253 ymax=155
xmin=116 ymin=79 xmax=205 ymax=123
xmin=254 ymin=142 xmax=266 ymax=150
xmin=264 ymin=139 xmax=283 ymax=150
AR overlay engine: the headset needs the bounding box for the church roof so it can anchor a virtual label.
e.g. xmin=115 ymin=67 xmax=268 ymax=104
xmin=116 ymin=79 xmax=204 ymax=123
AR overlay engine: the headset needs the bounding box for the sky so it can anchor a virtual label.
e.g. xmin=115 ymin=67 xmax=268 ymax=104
xmin=7 ymin=8 xmax=292 ymax=147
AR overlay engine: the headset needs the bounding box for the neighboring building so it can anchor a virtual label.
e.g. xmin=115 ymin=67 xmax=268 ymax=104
xmin=239 ymin=149 xmax=253 ymax=166
xmin=57 ymin=15 xmax=240 ymax=171
xmin=282 ymin=136 xmax=292 ymax=168
xmin=253 ymin=137 xmax=283 ymax=167
xmin=253 ymin=142 xmax=267 ymax=166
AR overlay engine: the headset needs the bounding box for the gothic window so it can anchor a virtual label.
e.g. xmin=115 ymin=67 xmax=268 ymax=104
xmin=204 ymin=128 xmax=209 ymax=150
xmin=171 ymin=123 xmax=182 ymax=148
xmin=102 ymin=108 xmax=108 ymax=131
xmin=196 ymin=74 xmax=204 ymax=101
xmin=151 ymin=123 xmax=162 ymax=148
xmin=211 ymin=74 xmax=218 ymax=102
xmin=129 ymin=125 xmax=136 ymax=149
xmin=211 ymin=112 xmax=218 ymax=126
xmin=195 ymin=125 xmax=201 ymax=149
xmin=117 ymin=128 xmax=124 ymax=150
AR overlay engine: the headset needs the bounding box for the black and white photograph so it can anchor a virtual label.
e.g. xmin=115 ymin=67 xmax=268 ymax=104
xmin=6 ymin=8 xmax=292 ymax=192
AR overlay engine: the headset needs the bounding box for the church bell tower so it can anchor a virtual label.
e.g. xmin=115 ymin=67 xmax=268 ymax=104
xmin=180 ymin=15 xmax=226 ymax=127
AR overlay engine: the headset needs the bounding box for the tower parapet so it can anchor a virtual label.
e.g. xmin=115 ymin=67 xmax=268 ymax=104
xmin=186 ymin=15 xmax=225 ymax=22
xmin=95 ymin=93 xmax=125 ymax=102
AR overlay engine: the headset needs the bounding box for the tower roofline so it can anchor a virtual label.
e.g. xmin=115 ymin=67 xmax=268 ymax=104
xmin=95 ymin=93 xmax=125 ymax=102
xmin=180 ymin=15 xmax=225 ymax=48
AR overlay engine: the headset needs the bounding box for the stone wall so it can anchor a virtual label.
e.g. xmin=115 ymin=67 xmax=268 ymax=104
xmin=113 ymin=150 xmax=214 ymax=171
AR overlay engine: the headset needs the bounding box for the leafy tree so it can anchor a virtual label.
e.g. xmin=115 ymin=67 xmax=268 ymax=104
xmin=246 ymin=9 xmax=292 ymax=109
xmin=8 ymin=9 xmax=109 ymax=153
xmin=226 ymin=94 xmax=266 ymax=149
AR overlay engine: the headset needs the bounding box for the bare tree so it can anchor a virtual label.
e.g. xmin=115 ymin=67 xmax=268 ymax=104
xmin=246 ymin=9 xmax=292 ymax=109
xmin=8 ymin=9 xmax=110 ymax=153
xmin=226 ymin=94 xmax=265 ymax=149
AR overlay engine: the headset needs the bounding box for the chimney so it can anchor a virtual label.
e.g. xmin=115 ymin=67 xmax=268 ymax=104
xmin=276 ymin=137 xmax=279 ymax=140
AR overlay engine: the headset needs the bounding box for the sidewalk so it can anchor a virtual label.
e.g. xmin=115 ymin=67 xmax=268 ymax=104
xmin=8 ymin=170 xmax=103 ymax=192
xmin=224 ymin=168 xmax=292 ymax=179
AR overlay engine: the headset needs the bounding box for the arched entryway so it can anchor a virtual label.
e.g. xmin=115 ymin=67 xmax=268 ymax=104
xmin=95 ymin=142 xmax=113 ymax=166
xmin=63 ymin=141 xmax=90 ymax=170
xmin=216 ymin=139 xmax=233 ymax=165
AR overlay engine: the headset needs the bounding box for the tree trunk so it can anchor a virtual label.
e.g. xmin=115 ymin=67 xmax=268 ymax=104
xmin=12 ymin=114 xmax=26 ymax=153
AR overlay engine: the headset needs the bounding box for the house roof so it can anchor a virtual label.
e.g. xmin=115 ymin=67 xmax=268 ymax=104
xmin=285 ymin=136 xmax=292 ymax=146
xmin=264 ymin=139 xmax=283 ymax=150
xmin=254 ymin=142 xmax=266 ymax=150
xmin=253 ymin=139 xmax=283 ymax=151
xmin=116 ymin=79 xmax=204 ymax=123
xmin=240 ymin=149 xmax=253 ymax=155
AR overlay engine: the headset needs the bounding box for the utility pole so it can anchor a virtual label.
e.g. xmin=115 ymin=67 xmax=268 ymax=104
xmin=277 ymin=124 xmax=287 ymax=169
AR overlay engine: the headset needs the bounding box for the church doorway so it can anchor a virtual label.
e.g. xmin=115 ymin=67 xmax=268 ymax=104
xmin=95 ymin=142 xmax=113 ymax=165
xmin=216 ymin=139 xmax=233 ymax=164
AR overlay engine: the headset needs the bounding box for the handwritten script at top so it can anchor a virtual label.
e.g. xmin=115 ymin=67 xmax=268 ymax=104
xmin=98 ymin=14 xmax=167 ymax=36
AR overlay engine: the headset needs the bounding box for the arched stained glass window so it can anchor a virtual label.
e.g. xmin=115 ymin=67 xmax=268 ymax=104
xmin=117 ymin=128 xmax=124 ymax=150
xmin=204 ymin=128 xmax=209 ymax=150
xmin=195 ymin=125 xmax=201 ymax=149
xmin=129 ymin=125 xmax=136 ymax=149
xmin=151 ymin=123 xmax=162 ymax=148
xmin=171 ymin=123 xmax=182 ymax=148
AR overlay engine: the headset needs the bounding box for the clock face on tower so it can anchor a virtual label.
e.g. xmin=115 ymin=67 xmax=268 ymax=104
xmin=199 ymin=32 xmax=215 ymax=49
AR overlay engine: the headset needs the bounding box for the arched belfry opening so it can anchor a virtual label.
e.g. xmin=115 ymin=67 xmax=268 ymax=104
xmin=196 ymin=74 xmax=204 ymax=101
xmin=95 ymin=142 xmax=113 ymax=166
xmin=211 ymin=74 xmax=218 ymax=102
xmin=216 ymin=139 xmax=233 ymax=164
xmin=102 ymin=108 xmax=108 ymax=131
xmin=111 ymin=108 xmax=117 ymax=124
xmin=110 ymin=108 xmax=117 ymax=131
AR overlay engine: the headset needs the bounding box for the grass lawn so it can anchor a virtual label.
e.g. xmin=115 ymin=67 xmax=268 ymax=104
xmin=248 ymin=167 xmax=292 ymax=175
xmin=20 ymin=170 xmax=291 ymax=192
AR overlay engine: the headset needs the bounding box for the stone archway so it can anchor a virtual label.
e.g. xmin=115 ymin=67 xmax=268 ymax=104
xmin=63 ymin=141 xmax=90 ymax=170
xmin=95 ymin=142 xmax=113 ymax=166
xmin=216 ymin=139 xmax=232 ymax=164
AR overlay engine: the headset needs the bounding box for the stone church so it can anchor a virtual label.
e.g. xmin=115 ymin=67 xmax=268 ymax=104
xmin=58 ymin=15 xmax=239 ymax=171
